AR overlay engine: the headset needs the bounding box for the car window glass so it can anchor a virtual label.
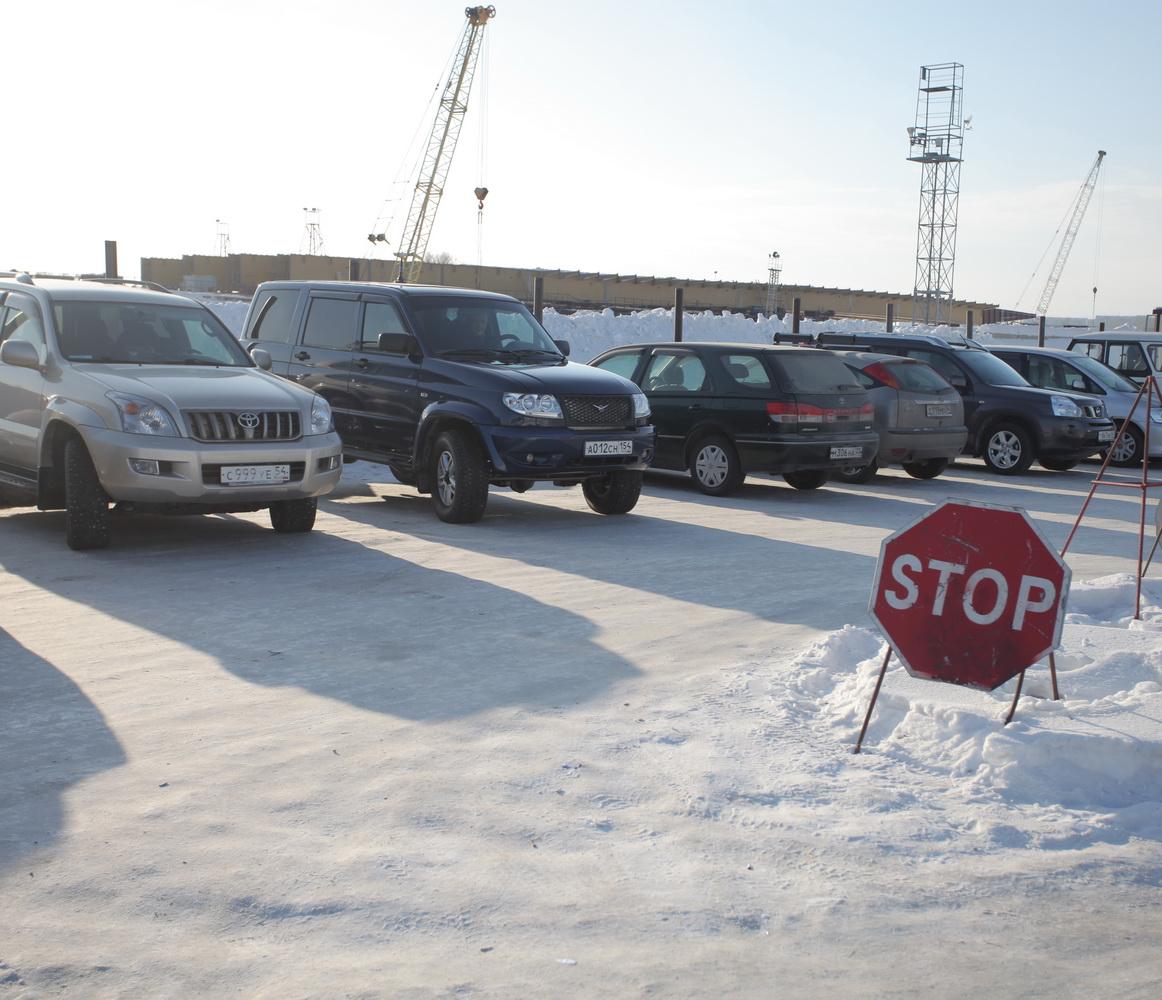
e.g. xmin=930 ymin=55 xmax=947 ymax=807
xmin=847 ymin=367 xmax=877 ymax=389
xmin=361 ymin=300 xmax=407 ymax=351
xmin=1071 ymin=342 xmax=1104 ymax=361
xmin=1067 ymin=353 xmax=1138 ymax=393
xmin=594 ymin=351 xmax=643 ymax=381
xmin=1026 ymin=357 xmax=1089 ymax=392
xmin=408 ymin=298 xmax=559 ymax=358
xmin=0 ymin=293 xmax=46 ymax=348
xmin=644 ymin=353 xmax=708 ymax=392
xmin=888 ymin=361 xmax=953 ymax=392
xmin=904 ymin=349 xmax=964 ymax=384
xmin=1107 ymin=343 xmax=1149 ymax=375
xmin=770 ymin=353 xmax=861 ymax=392
xmin=721 ymin=354 xmax=772 ymax=390
xmin=1147 ymin=345 xmax=1162 ymax=371
xmin=248 ymin=290 xmax=298 ymax=344
xmin=303 ymin=297 xmax=359 ymax=351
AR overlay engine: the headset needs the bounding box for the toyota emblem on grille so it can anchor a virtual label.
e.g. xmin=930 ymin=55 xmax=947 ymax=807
xmin=238 ymin=412 xmax=260 ymax=430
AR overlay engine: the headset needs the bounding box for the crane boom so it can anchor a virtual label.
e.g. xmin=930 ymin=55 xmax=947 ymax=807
xmin=1035 ymin=149 xmax=1106 ymax=316
xmin=395 ymin=5 xmax=495 ymax=283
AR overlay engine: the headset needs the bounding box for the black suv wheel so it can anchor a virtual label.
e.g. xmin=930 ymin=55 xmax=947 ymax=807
xmin=689 ymin=435 xmax=743 ymax=496
xmin=582 ymin=470 xmax=642 ymax=515
xmin=431 ymin=429 xmax=489 ymax=523
xmin=64 ymin=438 xmax=111 ymax=550
xmin=982 ymin=423 xmax=1035 ymax=474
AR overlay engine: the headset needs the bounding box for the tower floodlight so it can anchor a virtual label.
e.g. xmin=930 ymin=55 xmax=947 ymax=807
xmin=766 ymin=251 xmax=782 ymax=317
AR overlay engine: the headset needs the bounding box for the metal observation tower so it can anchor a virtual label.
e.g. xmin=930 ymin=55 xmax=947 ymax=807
xmin=907 ymin=62 xmax=965 ymax=325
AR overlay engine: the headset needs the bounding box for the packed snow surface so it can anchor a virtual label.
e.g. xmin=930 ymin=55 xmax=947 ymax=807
xmin=3 ymin=458 xmax=1162 ymax=996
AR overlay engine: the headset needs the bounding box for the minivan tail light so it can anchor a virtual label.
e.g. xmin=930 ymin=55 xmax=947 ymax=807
xmin=767 ymin=401 xmax=873 ymax=424
xmin=864 ymin=362 xmax=901 ymax=389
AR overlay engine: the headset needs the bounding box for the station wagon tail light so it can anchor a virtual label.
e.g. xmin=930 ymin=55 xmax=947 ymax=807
xmin=767 ymin=402 xmax=874 ymax=424
xmin=863 ymin=362 xmax=901 ymax=388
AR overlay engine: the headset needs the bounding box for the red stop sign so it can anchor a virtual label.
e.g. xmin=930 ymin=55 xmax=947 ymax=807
xmin=869 ymin=500 xmax=1070 ymax=690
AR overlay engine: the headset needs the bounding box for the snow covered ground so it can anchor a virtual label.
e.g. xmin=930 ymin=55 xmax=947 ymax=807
xmin=2 ymin=460 xmax=1161 ymax=997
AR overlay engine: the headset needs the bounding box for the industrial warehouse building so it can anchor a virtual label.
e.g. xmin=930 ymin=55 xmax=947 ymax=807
xmin=140 ymin=252 xmax=1007 ymax=325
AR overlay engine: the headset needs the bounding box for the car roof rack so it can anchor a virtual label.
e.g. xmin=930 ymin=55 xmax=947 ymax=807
xmin=1 ymin=272 xmax=174 ymax=293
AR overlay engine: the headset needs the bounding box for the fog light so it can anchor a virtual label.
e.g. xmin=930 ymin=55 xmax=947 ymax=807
xmin=129 ymin=458 xmax=160 ymax=476
xmin=318 ymin=455 xmax=341 ymax=472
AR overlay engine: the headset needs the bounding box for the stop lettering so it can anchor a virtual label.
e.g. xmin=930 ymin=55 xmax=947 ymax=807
xmin=869 ymin=501 xmax=1069 ymax=690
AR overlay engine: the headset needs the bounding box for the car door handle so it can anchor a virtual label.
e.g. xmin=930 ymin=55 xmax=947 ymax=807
xmin=294 ymin=351 xmax=311 ymax=361
xmin=355 ymin=358 xmax=370 ymax=370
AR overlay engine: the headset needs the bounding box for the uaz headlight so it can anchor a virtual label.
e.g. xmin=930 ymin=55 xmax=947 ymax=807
xmin=502 ymin=393 xmax=563 ymax=419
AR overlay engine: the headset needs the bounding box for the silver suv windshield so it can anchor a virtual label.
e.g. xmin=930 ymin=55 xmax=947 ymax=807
xmin=408 ymin=297 xmax=562 ymax=363
xmin=52 ymin=301 xmax=251 ymax=366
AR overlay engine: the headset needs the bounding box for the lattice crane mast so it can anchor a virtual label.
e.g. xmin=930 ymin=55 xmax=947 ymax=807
xmin=395 ymin=5 xmax=495 ymax=283
xmin=1034 ymin=149 xmax=1106 ymax=316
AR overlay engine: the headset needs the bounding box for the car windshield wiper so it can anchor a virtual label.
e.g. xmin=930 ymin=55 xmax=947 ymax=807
xmin=500 ymin=348 xmax=564 ymax=360
xmin=436 ymin=348 xmax=508 ymax=361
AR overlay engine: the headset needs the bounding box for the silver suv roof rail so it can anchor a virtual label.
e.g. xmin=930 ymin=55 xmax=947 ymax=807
xmin=1 ymin=272 xmax=174 ymax=293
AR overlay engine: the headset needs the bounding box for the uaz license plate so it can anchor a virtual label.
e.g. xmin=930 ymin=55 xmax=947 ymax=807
xmin=830 ymin=446 xmax=863 ymax=460
xmin=1099 ymin=430 xmax=1116 ymax=443
xmin=584 ymin=440 xmax=634 ymax=457
xmin=220 ymin=464 xmax=291 ymax=486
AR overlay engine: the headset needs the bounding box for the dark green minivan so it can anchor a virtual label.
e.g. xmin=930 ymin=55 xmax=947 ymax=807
xmin=589 ymin=342 xmax=879 ymax=495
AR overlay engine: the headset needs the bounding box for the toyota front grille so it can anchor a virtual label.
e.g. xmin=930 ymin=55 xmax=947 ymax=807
xmin=185 ymin=410 xmax=302 ymax=442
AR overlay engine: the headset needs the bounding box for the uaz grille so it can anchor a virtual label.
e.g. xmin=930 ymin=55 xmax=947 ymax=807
xmin=185 ymin=410 xmax=302 ymax=442
xmin=561 ymin=396 xmax=632 ymax=428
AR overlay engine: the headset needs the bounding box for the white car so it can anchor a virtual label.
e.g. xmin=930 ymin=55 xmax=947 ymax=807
xmin=0 ymin=274 xmax=343 ymax=548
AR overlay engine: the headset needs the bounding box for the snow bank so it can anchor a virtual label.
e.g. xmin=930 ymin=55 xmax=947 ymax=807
xmin=779 ymin=576 xmax=1162 ymax=844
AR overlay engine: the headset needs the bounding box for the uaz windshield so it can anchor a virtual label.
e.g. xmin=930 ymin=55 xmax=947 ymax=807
xmin=408 ymin=298 xmax=562 ymax=363
xmin=52 ymin=301 xmax=251 ymax=367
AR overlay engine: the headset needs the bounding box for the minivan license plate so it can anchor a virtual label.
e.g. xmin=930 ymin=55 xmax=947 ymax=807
xmin=926 ymin=404 xmax=953 ymax=417
xmin=220 ymin=464 xmax=291 ymax=486
xmin=585 ymin=440 xmax=633 ymax=457
xmin=830 ymin=447 xmax=863 ymax=460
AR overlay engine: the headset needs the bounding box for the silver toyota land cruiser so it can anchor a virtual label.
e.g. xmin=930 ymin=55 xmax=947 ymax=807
xmin=0 ymin=275 xmax=343 ymax=549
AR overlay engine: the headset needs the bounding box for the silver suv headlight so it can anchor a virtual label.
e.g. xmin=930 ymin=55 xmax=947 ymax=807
xmin=310 ymin=394 xmax=333 ymax=434
xmin=107 ymin=392 xmax=180 ymax=436
xmin=632 ymin=392 xmax=650 ymax=418
xmin=1050 ymin=395 xmax=1083 ymax=418
xmin=502 ymin=392 xmax=563 ymax=419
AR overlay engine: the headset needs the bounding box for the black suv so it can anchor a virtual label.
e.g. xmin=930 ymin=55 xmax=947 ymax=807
xmin=812 ymin=332 xmax=1114 ymax=473
xmin=243 ymin=282 xmax=655 ymax=522
xmin=589 ymin=342 xmax=879 ymax=494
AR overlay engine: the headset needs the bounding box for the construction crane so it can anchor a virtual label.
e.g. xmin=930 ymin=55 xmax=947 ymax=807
xmin=394 ymin=5 xmax=495 ymax=283
xmin=1032 ymin=150 xmax=1106 ymax=317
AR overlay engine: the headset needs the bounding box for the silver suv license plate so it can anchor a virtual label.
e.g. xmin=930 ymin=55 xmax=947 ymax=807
xmin=220 ymin=464 xmax=291 ymax=486
xmin=585 ymin=440 xmax=633 ymax=457
xmin=830 ymin=446 xmax=863 ymax=459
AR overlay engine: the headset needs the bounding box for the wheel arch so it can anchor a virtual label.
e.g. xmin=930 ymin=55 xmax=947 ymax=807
xmin=972 ymin=411 xmax=1039 ymax=455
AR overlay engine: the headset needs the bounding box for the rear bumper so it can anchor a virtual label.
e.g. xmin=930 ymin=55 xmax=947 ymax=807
xmin=734 ymin=430 xmax=881 ymax=473
xmin=479 ymin=424 xmax=656 ymax=478
xmin=80 ymin=427 xmax=344 ymax=504
xmin=878 ymin=427 xmax=968 ymax=464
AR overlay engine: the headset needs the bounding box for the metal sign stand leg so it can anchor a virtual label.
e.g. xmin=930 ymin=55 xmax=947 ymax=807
xmin=1004 ymin=652 xmax=1062 ymax=726
xmin=854 ymin=645 xmax=893 ymax=754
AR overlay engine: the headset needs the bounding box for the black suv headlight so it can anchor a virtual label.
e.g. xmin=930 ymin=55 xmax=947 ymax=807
xmin=632 ymin=392 xmax=650 ymax=418
xmin=502 ymin=393 xmax=564 ymax=420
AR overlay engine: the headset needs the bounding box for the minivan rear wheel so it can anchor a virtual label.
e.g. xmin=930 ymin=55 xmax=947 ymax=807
xmin=834 ymin=458 xmax=878 ymax=485
xmin=902 ymin=458 xmax=949 ymax=480
xmin=689 ymin=435 xmax=743 ymax=496
xmin=582 ymin=470 xmax=642 ymax=515
xmin=64 ymin=438 xmax=111 ymax=550
xmin=783 ymin=469 xmax=828 ymax=490
xmin=1107 ymin=424 xmax=1144 ymax=468
xmin=431 ymin=429 xmax=489 ymax=523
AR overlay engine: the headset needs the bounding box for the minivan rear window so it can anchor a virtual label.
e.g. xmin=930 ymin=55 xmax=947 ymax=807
xmin=771 ymin=353 xmax=862 ymax=393
xmin=885 ymin=361 xmax=952 ymax=392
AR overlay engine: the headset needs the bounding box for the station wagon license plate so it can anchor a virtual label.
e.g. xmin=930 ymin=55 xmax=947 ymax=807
xmin=830 ymin=446 xmax=863 ymax=460
xmin=585 ymin=440 xmax=634 ymax=457
xmin=220 ymin=464 xmax=291 ymax=486
xmin=1099 ymin=430 xmax=1116 ymax=443
xmin=926 ymin=403 xmax=954 ymax=417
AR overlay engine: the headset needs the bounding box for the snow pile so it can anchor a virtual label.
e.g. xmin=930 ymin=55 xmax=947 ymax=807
xmin=193 ymin=294 xmax=249 ymax=334
xmin=775 ymin=576 xmax=1162 ymax=846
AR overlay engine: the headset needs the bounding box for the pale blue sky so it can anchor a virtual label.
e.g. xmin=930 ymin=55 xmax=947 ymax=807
xmin=4 ymin=1 xmax=1159 ymax=316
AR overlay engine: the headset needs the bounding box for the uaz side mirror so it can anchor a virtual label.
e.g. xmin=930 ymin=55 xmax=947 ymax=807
xmin=378 ymin=332 xmax=419 ymax=356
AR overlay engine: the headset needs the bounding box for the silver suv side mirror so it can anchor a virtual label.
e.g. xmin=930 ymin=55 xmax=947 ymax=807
xmin=250 ymin=347 xmax=273 ymax=371
xmin=0 ymin=340 xmax=41 ymax=371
